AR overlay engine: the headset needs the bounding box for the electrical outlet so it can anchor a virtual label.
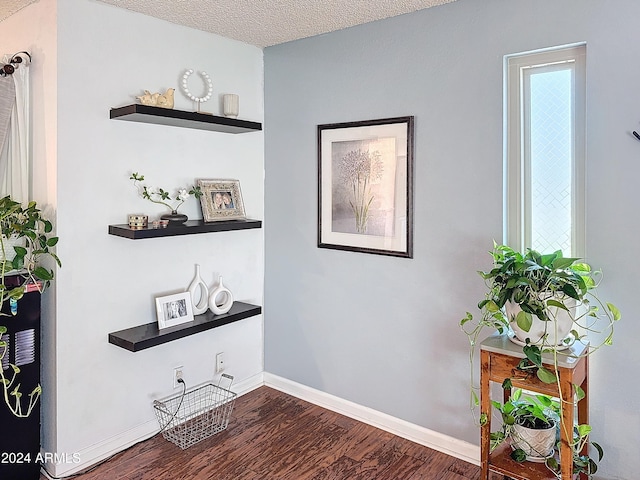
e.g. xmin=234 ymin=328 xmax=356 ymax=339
xmin=215 ymin=353 xmax=225 ymax=373
xmin=173 ymin=366 xmax=184 ymax=388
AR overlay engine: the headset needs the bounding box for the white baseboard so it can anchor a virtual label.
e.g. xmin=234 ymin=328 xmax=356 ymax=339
xmin=230 ymin=371 xmax=265 ymax=396
xmin=44 ymin=372 xmax=266 ymax=478
xmin=263 ymin=372 xmax=480 ymax=466
xmin=45 ymin=372 xmax=478 ymax=478
xmin=43 ymin=419 xmax=159 ymax=478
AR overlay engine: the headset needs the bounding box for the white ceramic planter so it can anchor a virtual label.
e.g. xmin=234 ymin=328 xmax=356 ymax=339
xmin=511 ymin=420 xmax=556 ymax=461
xmin=505 ymin=297 xmax=575 ymax=347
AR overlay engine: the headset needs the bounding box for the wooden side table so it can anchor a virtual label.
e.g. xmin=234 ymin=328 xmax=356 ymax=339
xmin=480 ymin=334 xmax=589 ymax=480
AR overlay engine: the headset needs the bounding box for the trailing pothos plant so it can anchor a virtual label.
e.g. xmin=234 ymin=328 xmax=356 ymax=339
xmin=0 ymin=195 xmax=61 ymax=418
xmin=490 ymin=386 xmax=560 ymax=454
xmin=0 ymin=325 xmax=41 ymax=418
xmin=460 ymin=243 xmax=620 ymax=478
xmin=491 ymin=383 xmax=603 ymax=478
xmin=461 ymin=243 xmax=620 ymax=384
xmin=0 ymin=195 xmax=60 ymax=300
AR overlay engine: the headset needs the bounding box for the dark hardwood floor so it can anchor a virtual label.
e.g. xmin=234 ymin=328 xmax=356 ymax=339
xmin=43 ymin=386 xmax=487 ymax=480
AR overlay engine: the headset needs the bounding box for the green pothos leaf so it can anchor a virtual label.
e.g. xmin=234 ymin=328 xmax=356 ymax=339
xmin=607 ymin=302 xmax=621 ymax=321
xmin=460 ymin=312 xmax=473 ymax=326
xmin=576 ymin=424 xmax=592 ymax=437
xmin=511 ymin=449 xmax=527 ymax=462
xmin=479 ymin=412 xmax=488 ymax=426
xmin=512 ymin=388 xmax=522 ymax=401
xmin=546 ymin=299 xmax=569 ymax=311
xmin=574 ymin=383 xmax=585 ymax=402
xmin=523 ymin=344 xmax=542 ymax=367
xmin=33 ymin=266 xmax=53 ymax=281
xmin=592 ymin=441 xmax=604 ymax=461
xmin=515 ymin=311 xmax=533 ymax=332
xmin=536 ymin=366 xmax=557 ymax=383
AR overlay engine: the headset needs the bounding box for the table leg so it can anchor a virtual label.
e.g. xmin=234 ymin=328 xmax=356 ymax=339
xmin=559 ymin=367 xmax=574 ymax=479
xmin=481 ymin=349 xmax=491 ymax=480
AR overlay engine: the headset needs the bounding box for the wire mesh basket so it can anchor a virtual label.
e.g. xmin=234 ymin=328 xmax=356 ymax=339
xmin=153 ymin=374 xmax=237 ymax=449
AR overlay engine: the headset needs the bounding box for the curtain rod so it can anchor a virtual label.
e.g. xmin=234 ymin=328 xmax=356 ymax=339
xmin=0 ymin=51 xmax=31 ymax=76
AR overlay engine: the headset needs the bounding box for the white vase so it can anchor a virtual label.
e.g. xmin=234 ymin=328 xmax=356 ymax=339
xmin=187 ymin=264 xmax=209 ymax=315
xmin=223 ymin=94 xmax=239 ymax=118
xmin=511 ymin=420 xmax=556 ymax=461
xmin=506 ymin=296 xmax=575 ymax=347
xmin=209 ymin=275 xmax=233 ymax=315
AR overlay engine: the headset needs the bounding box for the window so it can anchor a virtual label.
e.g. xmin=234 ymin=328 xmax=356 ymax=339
xmin=505 ymin=44 xmax=586 ymax=257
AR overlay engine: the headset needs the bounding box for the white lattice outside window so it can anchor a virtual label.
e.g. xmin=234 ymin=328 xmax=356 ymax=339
xmin=505 ymin=44 xmax=586 ymax=257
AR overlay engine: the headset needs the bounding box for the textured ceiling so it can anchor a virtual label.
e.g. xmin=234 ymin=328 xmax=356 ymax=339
xmin=1 ymin=0 xmax=457 ymax=48
xmin=0 ymin=0 xmax=38 ymax=23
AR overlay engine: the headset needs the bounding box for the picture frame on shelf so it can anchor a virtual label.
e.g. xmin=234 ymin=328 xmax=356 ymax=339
xmin=197 ymin=179 xmax=246 ymax=222
xmin=317 ymin=116 xmax=414 ymax=258
xmin=156 ymin=292 xmax=194 ymax=330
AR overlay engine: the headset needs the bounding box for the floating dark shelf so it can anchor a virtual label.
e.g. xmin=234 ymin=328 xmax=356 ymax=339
xmin=109 ymin=301 xmax=262 ymax=352
xmin=110 ymin=104 xmax=262 ymax=133
xmin=108 ymin=219 xmax=262 ymax=239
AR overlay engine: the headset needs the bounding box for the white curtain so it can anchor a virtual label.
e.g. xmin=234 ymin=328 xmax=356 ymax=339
xmin=0 ymin=54 xmax=30 ymax=202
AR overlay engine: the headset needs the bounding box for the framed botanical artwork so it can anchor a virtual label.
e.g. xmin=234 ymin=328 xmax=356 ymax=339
xmin=156 ymin=292 xmax=194 ymax=329
xmin=317 ymin=116 xmax=414 ymax=258
xmin=197 ymin=179 xmax=246 ymax=222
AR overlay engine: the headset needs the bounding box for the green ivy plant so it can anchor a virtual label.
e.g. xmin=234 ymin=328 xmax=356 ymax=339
xmin=490 ymin=386 xmax=559 ymax=454
xmin=490 ymin=385 xmax=603 ymax=478
xmin=0 ymin=195 xmax=60 ymax=306
xmin=461 ymin=243 xmax=620 ymax=384
xmin=0 ymin=195 xmax=60 ymax=418
xmin=460 ymin=243 xmax=620 ymax=479
xmin=0 ymin=326 xmax=41 ymax=418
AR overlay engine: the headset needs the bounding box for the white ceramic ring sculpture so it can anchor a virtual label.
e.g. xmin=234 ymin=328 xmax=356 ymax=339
xmin=181 ymin=69 xmax=213 ymax=103
xmin=209 ymin=276 xmax=233 ymax=315
xmin=187 ymin=264 xmax=209 ymax=315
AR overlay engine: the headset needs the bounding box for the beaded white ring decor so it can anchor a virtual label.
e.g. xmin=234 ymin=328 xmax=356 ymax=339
xmin=181 ymin=69 xmax=213 ymax=104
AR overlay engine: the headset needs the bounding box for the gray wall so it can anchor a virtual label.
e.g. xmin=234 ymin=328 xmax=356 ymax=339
xmin=264 ymin=1 xmax=640 ymax=478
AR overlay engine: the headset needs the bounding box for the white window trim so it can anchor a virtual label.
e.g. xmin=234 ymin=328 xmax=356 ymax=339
xmin=504 ymin=44 xmax=586 ymax=257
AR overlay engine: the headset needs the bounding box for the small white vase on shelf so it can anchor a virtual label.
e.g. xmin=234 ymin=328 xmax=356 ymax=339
xmin=209 ymin=275 xmax=233 ymax=315
xmin=223 ymin=94 xmax=239 ymax=118
xmin=187 ymin=264 xmax=209 ymax=315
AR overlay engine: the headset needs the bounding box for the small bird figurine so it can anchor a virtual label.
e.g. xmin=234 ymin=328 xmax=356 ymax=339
xmin=136 ymin=90 xmax=155 ymax=105
xmin=135 ymin=88 xmax=174 ymax=109
xmin=156 ymin=88 xmax=175 ymax=109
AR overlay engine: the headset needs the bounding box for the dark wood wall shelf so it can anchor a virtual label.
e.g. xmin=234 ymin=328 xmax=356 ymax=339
xmin=108 ymin=219 xmax=262 ymax=239
xmin=109 ymin=301 xmax=262 ymax=352
xmin=110 ymin=104 xmax=262 ymax=133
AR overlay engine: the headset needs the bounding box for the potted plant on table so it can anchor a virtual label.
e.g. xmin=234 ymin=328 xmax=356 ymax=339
xmin=490 ymin=386 xmax=603 ymax=477
xmin=0 ymin=195 xmax=60 ymax=479
xmin=460 ymin=243 xmax=620 ymax=479
xmin=461 ymin=243 xmax=620 ymax=383
xmin=490 ymin=387 xmax=559 ymax=462
xmin=0 ymin=194 xmax=60 ymax=416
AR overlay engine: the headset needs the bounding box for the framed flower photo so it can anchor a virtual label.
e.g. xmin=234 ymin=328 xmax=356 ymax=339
xmin=197 ymin=179 xmax=246 ymax=222
xmin=156 ymin=292 xmax=194 ymax=330
xmin=318 ymin=116 xmax=414 ymax=258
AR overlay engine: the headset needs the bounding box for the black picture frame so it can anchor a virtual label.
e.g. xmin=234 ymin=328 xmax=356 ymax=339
xmin=317 ymin=116 xmax=414 ymax=258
